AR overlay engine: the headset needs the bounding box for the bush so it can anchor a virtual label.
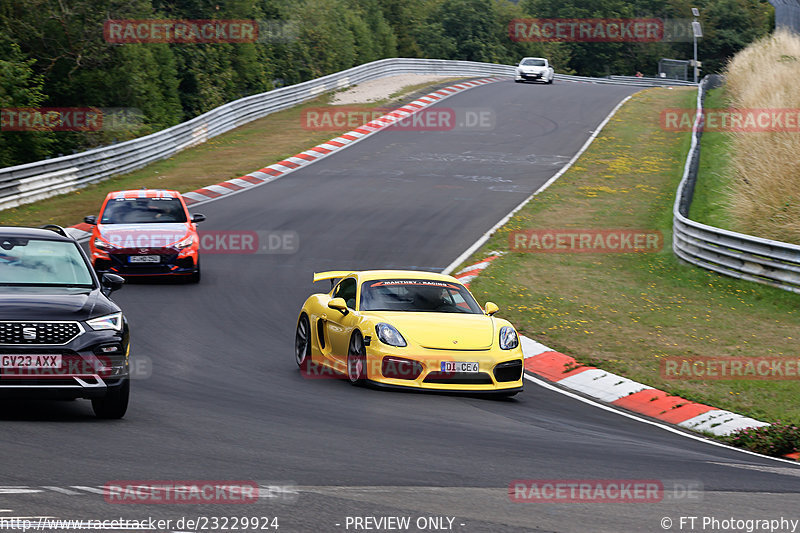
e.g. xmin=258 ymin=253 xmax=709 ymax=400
xmin=721 ymin=422 xmax=800 ymax=456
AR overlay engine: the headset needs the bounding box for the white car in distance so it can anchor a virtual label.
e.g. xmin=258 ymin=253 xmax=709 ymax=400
xmin=515 ymin=57 xmax=554 ymax=84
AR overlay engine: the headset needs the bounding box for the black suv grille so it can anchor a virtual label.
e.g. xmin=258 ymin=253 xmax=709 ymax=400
xmin=0 ymin=322 xmax=82 ymax=345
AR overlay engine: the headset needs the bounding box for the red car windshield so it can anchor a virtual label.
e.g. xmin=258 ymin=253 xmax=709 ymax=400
xmin=360 ymin=279 xmax=483 ymax=314
xmin=101 ymin=197 xmax=187 ymax=224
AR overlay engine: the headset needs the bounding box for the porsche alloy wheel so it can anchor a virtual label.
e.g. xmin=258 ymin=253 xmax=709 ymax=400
xmin=347 ymin=331 xmax=367 ymax=385
xmin=295 ymin=314 xmax=311 ymax=368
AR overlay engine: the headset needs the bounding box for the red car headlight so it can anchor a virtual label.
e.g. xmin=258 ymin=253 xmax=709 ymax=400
xmin=93 ymin=237 xmax=115 ymax=251
xmin=381 ymin=356 xmax=423 ymax=380
xmin=174 ymin=235 xmax=195 ymax=250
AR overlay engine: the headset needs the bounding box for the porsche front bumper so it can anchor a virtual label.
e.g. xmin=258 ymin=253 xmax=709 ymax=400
xmin=364 ymin=345 xmax=524 ymax=392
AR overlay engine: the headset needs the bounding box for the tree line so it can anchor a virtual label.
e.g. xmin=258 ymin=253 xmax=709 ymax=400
xmin=0 ymin=0 xmax=773 ymax=168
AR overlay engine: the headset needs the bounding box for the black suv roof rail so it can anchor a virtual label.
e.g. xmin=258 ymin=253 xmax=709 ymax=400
xmin=39 ymin=224 xmax=70 ymax=238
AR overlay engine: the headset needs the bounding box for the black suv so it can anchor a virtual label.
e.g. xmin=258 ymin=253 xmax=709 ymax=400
xmin=0 ymin=226 xmax=130 ymax=418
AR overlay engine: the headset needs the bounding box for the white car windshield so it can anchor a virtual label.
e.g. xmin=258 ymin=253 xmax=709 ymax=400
xmin=521 ymin=59 xmax=546 ymax=66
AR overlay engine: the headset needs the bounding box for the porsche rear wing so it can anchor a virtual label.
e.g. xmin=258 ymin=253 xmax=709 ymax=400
xmin=313 ymin=271 xmax=354 ymax=288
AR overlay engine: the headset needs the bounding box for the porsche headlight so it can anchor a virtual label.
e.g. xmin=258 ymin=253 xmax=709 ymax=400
xmin=375 ymin=323 xmax=407 ymax=347
xmin=87 ymin=312 xmax=123 ymax=331
xmin=499 ymin=326 xmax=519 ymax=350
xmin=94 ymin=238 xmax=115 ymax=251
xmin=174 ymin=235 xmax=195 ymax=249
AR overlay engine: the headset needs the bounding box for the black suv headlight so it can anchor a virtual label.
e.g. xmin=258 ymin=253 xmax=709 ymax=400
xmin=87 ymin=312 xmax=123 ymax=331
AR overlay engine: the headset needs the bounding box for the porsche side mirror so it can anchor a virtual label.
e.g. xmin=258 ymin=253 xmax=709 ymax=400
xmin=191 ymin=213 xmax=206 ymax=223
xmin=328 ymin=297 xmax=348 ymax=314
xmin=84 ymin=215 xmax=97 ymax=225
xmin=484 ymin=301 xmax=499 ymax=316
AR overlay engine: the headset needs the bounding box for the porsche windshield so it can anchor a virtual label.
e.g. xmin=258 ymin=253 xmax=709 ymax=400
xmin=360 ymin=279 xmax=483 ymax=313
xmin=0 ymin=238 xmax=93 ymax=287
xmin=521 ymin=59 xmax=546 ymax=66
xmin=101 ymin=197 xmax=187 ymax=224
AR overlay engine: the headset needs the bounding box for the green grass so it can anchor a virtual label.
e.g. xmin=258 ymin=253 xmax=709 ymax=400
xmin=689 ymin=87 xmax=736 ymax=229
xmin=454 ymin=87 xmax=800 ymax=425
xmin=0 ymin=77 xmax=466 ymax=228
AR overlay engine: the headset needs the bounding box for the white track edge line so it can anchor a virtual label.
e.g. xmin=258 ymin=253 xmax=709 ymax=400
xmin=441 ymin=93 xmax=634 ymax=275
xmin=430 ymin=84 xmax=800 ymax=465
xmin=523 ymin=374 xmax=800 ymax=466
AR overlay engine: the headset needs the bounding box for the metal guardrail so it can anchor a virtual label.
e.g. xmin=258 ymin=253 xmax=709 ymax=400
xmin=0 ymin=58 xmax=693 ymax=212
xmin=0 ymin=59 xmax=509 ymax=211
xmin=607 ymin=75 xmax=697 ymax=86
xmin=672 ymin=75 xmax=800 ymax=293
xmin=554 ymin=73 xmax=696 ymax=87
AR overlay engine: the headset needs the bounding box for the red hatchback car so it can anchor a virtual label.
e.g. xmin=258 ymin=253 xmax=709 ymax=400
xmin=85 ymin=189 xmax=205 ymax=282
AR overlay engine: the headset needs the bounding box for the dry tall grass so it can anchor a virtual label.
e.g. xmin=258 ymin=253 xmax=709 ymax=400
xmin=723 ymin=30 xmax=800 ymax=244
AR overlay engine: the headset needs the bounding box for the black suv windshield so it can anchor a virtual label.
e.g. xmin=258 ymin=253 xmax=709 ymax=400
xmin=0 ymin=238 xmax=93 ymax=287
xmin=101 ymin=197 xmax=187 ymax=224
xmin=360 ymin=279 xmax=483 ymax=314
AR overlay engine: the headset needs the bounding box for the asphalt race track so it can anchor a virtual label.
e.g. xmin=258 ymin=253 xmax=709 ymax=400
xmin=1 ymin=80 xmax=799 ymax=532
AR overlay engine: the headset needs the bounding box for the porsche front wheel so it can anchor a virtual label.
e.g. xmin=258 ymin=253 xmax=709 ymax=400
xmin=347 ymin=331 xmax=367 ymax=385
xmin=295 ymin=314 xmax=311 ymax=369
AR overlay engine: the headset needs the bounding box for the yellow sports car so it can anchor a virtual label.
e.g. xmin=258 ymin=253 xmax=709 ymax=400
xmin=294 ymin=270 xmax=524 ymax=396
